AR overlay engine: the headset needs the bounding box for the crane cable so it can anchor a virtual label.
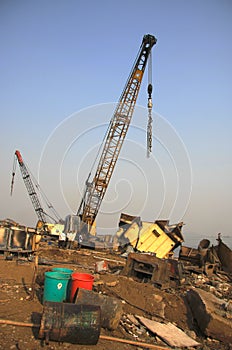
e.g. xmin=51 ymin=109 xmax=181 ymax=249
xmin=147 ymin=51 xmax=153 ymax=158
xmin=28 ymin=167 xmax=62 ymax=223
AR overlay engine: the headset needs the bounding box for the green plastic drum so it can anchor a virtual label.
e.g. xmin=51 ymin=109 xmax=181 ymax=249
xmin=52 ymin=267 xmax=73 ymax=276
xmin=43 ymin=271 xmax=70 ymax=303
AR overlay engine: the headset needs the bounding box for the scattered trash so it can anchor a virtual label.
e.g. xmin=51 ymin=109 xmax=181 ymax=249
xmin=0 ymin=223 xmax=231 ymax=349
xmin=95 ymin=260 xmax=108 ymax=273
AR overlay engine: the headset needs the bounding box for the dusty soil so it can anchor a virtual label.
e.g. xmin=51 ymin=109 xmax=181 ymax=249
xmin=0 ymin=243 xmax=230 ymax=350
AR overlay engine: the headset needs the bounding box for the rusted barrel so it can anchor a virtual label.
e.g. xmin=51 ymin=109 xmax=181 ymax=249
xmin=75 ymin=288 xmax=123 ymax=330
xmin=39 ymin=301 xmax=101 ymax=345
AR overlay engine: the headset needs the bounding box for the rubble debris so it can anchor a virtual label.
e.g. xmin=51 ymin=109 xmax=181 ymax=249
xmin=102 ymin=281 xmax=167 ymax=320
xmin=179 ymin=245 xmax=200 ymax=264
xmin=122 ymin=252 xmax=184 ymax=289
xmin=116 ymin=213 xmax=184 ymax=258
xmin=215 ymin=234 xmax=232 ymax=273
xmin=179 ymin=235 xmax=232 ymax=276
xmin=126 ymin=314 xmax=140 ymax=326
xmin=105 ymin=280 xmax=119 ymax=287
xmin=1 ymin=228 xmax=231 ymax=350
xmin=75 ymin=288 xmax=123 ymax=330
xmin=186 ymin=288 xmax=232 ymax=344
xmin=120 ymin=314 xmax=148 ymax=340
xmin=94 ymin=279 xmax=104 ymax=286
xmin=137 ymin=316 xmax=201 ymax=348
xmin=179 ymin=239 xmax=221 ymax=272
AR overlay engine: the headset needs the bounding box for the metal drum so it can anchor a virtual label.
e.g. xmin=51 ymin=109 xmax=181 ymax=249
xmin=39 ymin=301 xmax=101 ymax=345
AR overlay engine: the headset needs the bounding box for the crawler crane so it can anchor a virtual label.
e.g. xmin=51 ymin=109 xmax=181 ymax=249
xmin=65 ymin=34 xmax=157 ymax=239
xmin=11 ymin=150 xmax=63 ymax=235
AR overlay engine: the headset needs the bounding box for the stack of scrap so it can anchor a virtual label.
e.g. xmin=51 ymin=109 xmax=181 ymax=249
xmin=116 ymin=213 xmax=184 ymax=258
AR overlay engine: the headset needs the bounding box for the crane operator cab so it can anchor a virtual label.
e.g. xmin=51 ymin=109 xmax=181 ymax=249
xmin=64 ymin=214 xmax=81 ymax=244
xmin=64 ymin=214 xmax=96 ymax=248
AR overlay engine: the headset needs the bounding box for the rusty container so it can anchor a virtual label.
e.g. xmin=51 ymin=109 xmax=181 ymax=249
xmin=75 ymin=288 xmax=123 ymax=330
xmin=39 ymin=301 xmax=101 ymax=345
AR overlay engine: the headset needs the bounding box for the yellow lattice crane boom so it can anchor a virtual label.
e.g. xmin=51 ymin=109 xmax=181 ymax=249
xmin=77 ymin=34 xmax=157 ymax=233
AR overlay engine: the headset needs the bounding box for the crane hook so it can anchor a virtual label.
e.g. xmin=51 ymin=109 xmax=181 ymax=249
xmin=10 ymin=172 xmax=15 ymax=196
xmin=10 ymin=155 xmax=17 ymax=196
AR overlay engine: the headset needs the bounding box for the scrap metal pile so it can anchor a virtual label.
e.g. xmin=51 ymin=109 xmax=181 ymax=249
xmin=0 ymin=218 xmax=40 ymax=257
xmin=0 ymin=217 xmax=231 ymax=349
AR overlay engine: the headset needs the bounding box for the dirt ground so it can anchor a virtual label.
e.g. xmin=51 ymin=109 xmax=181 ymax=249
xmin=0 ymin=243 xmax=231 ymax=350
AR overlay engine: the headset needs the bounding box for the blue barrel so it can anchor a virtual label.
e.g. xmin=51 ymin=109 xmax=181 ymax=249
xmin=43 ymin=271 xmax=70 ymax=303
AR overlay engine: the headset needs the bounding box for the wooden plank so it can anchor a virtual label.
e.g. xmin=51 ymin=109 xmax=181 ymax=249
xmin=137 ymin=316 xmax=200 ymax=348
xmin=100 ymin=335 xmax=170 ymax=349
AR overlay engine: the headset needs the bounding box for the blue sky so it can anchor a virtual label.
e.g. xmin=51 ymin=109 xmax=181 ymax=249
xmin=0 ymin=0 xmax=231 ymax=246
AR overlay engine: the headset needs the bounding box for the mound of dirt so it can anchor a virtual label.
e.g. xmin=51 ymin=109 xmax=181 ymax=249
xmin=0 ymin=244 xmax=230 ymax=349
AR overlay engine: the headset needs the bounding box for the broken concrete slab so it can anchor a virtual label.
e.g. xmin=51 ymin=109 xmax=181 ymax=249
xmin=137 ymin=316 xmax=200 ymax=348
xmin=186 ymin=287 xmax=232 ymax=344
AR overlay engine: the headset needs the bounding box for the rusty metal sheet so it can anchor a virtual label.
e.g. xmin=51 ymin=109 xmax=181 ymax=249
xmin=216 ymin=239 xmax=232 ymax=273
